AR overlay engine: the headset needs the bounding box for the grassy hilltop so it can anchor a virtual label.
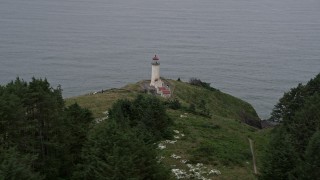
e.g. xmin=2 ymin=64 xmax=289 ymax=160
xmin=66 ymin=79 xmax=270 ymax=179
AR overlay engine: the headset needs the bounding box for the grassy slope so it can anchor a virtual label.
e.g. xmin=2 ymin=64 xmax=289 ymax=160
xmin=170 ymin=80 xmax=259 ymax=120
xmin=65 ymin=80 xmax=270 ymax=179
xmin=66 ymin=83 xmax=141 ymax=118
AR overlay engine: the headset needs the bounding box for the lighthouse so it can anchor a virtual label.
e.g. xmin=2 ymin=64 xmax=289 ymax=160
xmin=149 ymin=54 xmax=171 ymax=98
xmin=150 ymin=54 xmax=162 ymax=87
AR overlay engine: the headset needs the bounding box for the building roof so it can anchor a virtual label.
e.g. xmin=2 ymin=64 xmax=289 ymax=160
xmin=162 ymin=90 xmax=171 ymax=94
xmin=153 ymin=54 xmax=159 ymax=60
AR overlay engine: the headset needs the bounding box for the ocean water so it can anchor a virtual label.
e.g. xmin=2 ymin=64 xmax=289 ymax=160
xmin=0 ymin=0 xmax=319 ymax=119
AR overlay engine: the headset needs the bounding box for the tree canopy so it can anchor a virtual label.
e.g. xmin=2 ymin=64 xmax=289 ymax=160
xmin=0 ymin=79 xmax=172 ymax=179
xmin=73 ymin=94 xmax=172 ymax=179
xmin=261 ymin=73 xmax=320 ymax=179
xmin=270 ymin=73 xmax=320 ymax=122
xmin=0 ymin=78 xmax=94 ymax=179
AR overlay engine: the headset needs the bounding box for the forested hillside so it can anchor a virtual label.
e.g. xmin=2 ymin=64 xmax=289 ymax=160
xmin=261 ymin=73 xmax=320 ymax=179
xmin=4 ymin=77 xmax=297 ymax=179
xmin=0 ymin=78 xmax=173 ymax=179
xmin=66 ymin=79 xmax=269 ymax=179
xmin=0 ymin=78 xmax=94 ymax=179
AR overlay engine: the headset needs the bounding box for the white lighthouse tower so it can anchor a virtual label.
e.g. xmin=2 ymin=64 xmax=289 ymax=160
xmin=150 ymin=54 xmax=163 ymax=88
xmin=149 ymin=54 xmax=171 ymax=98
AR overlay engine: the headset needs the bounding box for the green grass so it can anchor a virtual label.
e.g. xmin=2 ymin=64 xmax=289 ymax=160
xmin=162 ymin=109 xmax=268 ymax=179
xmin=170 ymin=80 xmax=258 ymax=120
xmin=65 ymin=79 xmax=270 ymax=179
xmin=65 ymin=83 xmax=141 ymax=118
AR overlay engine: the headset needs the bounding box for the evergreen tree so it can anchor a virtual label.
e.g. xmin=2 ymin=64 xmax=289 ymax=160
xmin=299 ymin=131 xmax=320 ymax=179
xmin=0 ymin=78 xmax=93 ymax=179
xmin=58 ymin=103 xmax=94 ymax=178
xmin=21 ymin=78 xmax=65 ymax=178
xmin=73 ymin=95 xmax=172 ymax=179
xmin=0 ymin=88 xmax=26 ymax=149
xmin=1 ymin=78 xmax=172 ymax=179
xmin=109 ymin=95 xmax=173 ymax=141
xmin=261 ymin=74 xmax=320 ymax=179
xmin=72 ymin=120 xmax=170 ymax=180
xmin=0 ymin=147 xmax=43 ymax=180
xmin=270 ymin=73 xmax=320 ymax=122
xmin=260 ymin=128 xmax=298 ymax=180
xmin=286 ymin=94 xmax=320 ymax=156
xmin=108 ymin=99 xmax=133 ymax=125
xmin=131 ymin=95 xmax=172 ymax=140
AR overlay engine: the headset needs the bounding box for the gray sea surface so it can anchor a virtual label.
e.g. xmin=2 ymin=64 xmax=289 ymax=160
xmin=1 ymin=0 xmax=320 ymax=119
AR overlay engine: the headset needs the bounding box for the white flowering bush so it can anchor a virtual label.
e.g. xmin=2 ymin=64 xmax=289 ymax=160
xmin=172 ymin=169 xmax=190 ymax=179
xmin=181 ymin=159 xmax=188 ymax=164
xmin=171 ymin=154 xmax=182 ymax=159
xmin=171 ymin=163 xmax=220 ymax=180
xmin=158 ymin=129 xmax=221 ymax=179
xmin=208 ymin=169 xmax=221 ymax=175
xmin=158 ymin=143 xmax=166 ymax=150
xmin=163 ymin=140 xmax=177 ymax=144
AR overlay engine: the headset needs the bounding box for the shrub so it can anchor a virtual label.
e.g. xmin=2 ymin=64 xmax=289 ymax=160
xmin=109 ymin=94 xmax=173 ymax=141
xmin=188 ymin=103 xmax=196 ymax=113
xmin=189 ymin=78 xmax=217 ymax=91
xmin=166 ymin=98 xmax=181 ymax=110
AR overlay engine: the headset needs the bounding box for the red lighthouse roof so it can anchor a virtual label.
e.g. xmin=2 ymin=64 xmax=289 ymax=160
xmin=153 ymin=54 xmax=159 ymax=60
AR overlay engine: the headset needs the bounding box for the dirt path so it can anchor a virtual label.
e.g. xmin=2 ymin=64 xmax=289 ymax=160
xmin=248 ymin=138 xmax=258 ymax=174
